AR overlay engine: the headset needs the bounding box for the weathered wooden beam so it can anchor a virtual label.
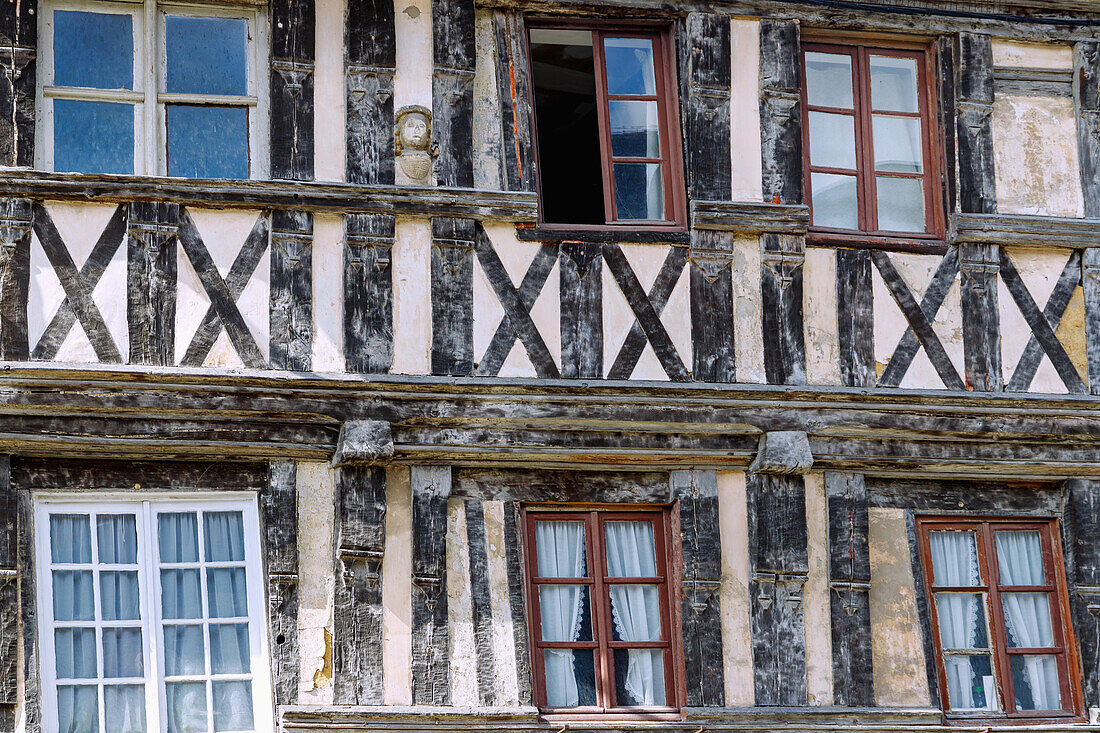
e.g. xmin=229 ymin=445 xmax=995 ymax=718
xmin=993 ymin=66 xmax=1073 ymax=96
xmin=956 ymin=33 xmax=997 ymax=215
xmin=759 ymin=19 xmax=802 ymax=206
xmin=9 ymin=459 xmax=269 ymax=491
xmin=0 ymin=455 xmax=16 ymax=714
xmin=346 ymin=0 xmax=396 ymax=185
xmin=936 ymin=36 xmax=959 ymax=219
xmin=433 ymin=0 xmax=476 ymax=188
xmin=1064 ymin=478 xmax=1100 ymax=709
xmin=0 ymin=0 xmax=36 ymax=169
xmin=127 ymin=202 xmax=178 ymax=366
xmin=345 ymin=214 xmax=395 ymax=374
xmin=671 ymin=470 xmax=724 ymax=706
xmin=690 ymin=230 xmax=736 ymax=383
xmin=0 ymin=198 xmax=31 ymax=361
xmin=559 ymin=241 xmax=603 ymax=379
xmin=959 ymin=243 xmax=1001 ymax=392
xmin=761 ymin=233 xmax=806 ymax=385
xmin=333 ymin=465 xmax=388 ymax=704
xmin=492 ymin=10 xmax=535 ymax=192
xmin=951 ymin=212 xmax=1100 ymax=247
xmin=685 ymin=13 xmax=732 ymax=202
xmin=431 ymin=218 xmax=475 ymax=376
xmin=463 ymin=499 xmax=497 ymax=705
xmin=691 ymin=201 xmax=809 ymax=234
xmin=1085 ymin=248 xmax=1100 ymax=395
xmin=1075 ymin=42 xmax=1100 ymax=219
xmin=270 ymin=0 xmax=316 ymax=180
xmin=825 ymin=472 xmax=873 ymax=707
xmin=17 ymin=488 xmax=38 ymax=731
xmin=501 ymin=501 xmax=533 ymax=705
xmin=332 ymin=420 xmax=394 ymax=467
xmin=270 ymin=210 xmax=314 ymax=371
xmin=836 ymin=248 xmax=875 ymax=388
xmin=411 ymin=466 xmax=451 ymax=704
xmin=263 ymin=460 xmax=300 ymax=706
xmin=749 ymin=431 xmax=812 ymax=475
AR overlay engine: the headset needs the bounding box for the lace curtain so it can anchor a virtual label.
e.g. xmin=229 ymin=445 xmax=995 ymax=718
xmin=604 ymin=521 xmax=664 ymax=706
xmin=536 ymin=521 xmax=587 ymax=707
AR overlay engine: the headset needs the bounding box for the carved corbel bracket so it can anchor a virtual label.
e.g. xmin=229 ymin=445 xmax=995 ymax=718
xmin=0 ymin=201 xmax=31 ymax=264
xmin=348 ymin=64 xmax=394 ymax=105
xmin=271 ymin=229 xmax=313 ymax=270
xmin=332 ymin=420 xmax=394 ymax=467
xmin=339 ymin=547 xmax=385 ymax=587
xmin=1075 ymin=585 xmax=1100 ymax=617
xmin=689 ymin=250 xmax=733 ymax=284
xmin=957 ymin=98 xmax=994 ymax=135
xmin=749 ymin=430 xmax=813 ymax=475
xmin=829 ymin=579 xmax=871 ymax=617
xmin=754 ymin=570 xmax=809 ymax=610
xmin=959 ymin=244 xmax=999 ymax=296
xmin=413 ymin=573 xmax=443 ymax=611
xmin=0 ymin=46 xmax=35 ymax=83
xmin=345 ymin=230 xmax=393 ymax=274
xmin=127 ymin=219 xmax=178 ymax=259
xmin=272 ymin=58 xmax=315 ymax=97
xmin=681 ymin=577 xmax=721 ymax=614
xmin=761 ymin=247 xmax=804 ymax=293
xmin=761 ymin=89 xmax=800 ymax=125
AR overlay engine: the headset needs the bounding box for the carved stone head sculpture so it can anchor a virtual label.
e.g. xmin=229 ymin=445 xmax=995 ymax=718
xmin=395 ymin=105 xmax=436 ymax=182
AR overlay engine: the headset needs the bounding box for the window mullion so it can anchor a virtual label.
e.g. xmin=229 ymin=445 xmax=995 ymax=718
xmin=590 ymin=511 xmax=612 ymax=709
xmin=141 ymin=501 xmax=162 ymax=733
xmin=590 ymin=30 xmax=617 ymax=225
xmin=89 ymin=511 xmax=106 ymax=733
xmin=983 ymin=522 xmax=1015 ymax=715
xmin=143 ymin=0 xmax=158 ymax=175
xmin=855 ymin=46 xmax=876 ymax=234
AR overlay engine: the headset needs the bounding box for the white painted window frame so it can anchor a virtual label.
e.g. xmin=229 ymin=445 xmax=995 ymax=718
xmin=34 ymin=493 xmax=275 ymax=733
xmin=35 ymin=0 xmax=269 ymax=178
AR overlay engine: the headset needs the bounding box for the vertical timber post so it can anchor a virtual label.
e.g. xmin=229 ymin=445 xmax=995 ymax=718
xmin=411 ymin=466 xmax=451 ymax=705
xmin=270 ymin=0 xmax=316 ymax=180
xmin=263 ymin=461 xmax=300 ymax=706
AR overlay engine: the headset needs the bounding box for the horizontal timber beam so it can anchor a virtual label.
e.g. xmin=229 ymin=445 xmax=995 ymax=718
xmin=952 ymin=213 xmax=1100 ymax=248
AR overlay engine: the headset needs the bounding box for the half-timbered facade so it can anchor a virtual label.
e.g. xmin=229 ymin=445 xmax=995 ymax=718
xmin=4 ymin=0 xmax=1100 ymax=731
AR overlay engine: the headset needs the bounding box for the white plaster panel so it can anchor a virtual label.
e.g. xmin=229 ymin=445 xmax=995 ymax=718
xmin=314 ymin=0 xmax=346 ymax=181
xmin=993 ymin=95 xmax=1083 ymax=218
xmin=603 ymin=244 xmax=675 ymax=380
xmin=733 ymin=236 xmax=765 ymax=383
xmin=499 ymin=341 xmax=537 ymax=378
xmin=530 ymin=259 xmax=561 ymax=368
xmin=382 ymin=466 xmax=413 ymax=704
xmin=394 ymin=0 xmax=432 ymax=110
xmin=483 ymin=500 xmax=520 ymax=706
xmin=473 ymin=8 xmax=503 ymax=190
xmin=312 ymin=214 xmax=345 ymax=372
xmin=473 ymin=249 xmax=506 ymax=370
xmin=991 ymin=40 xmax=1073 ymax=69
xmin=717 ymin=470 xmax=753 ymax=706
xmin=803 ymin=472 xmax=833 ymax=705
xmin=297 ymin=462 xmax=336 ymax=704
xmin=803 ymin=247 xmax=840 ymax=385
xmin=391 ymin=217 xmax=432 ymax=374
xmin=730 ymin=19 xmax=763 ymax=202
xmin=447 ymin=498 xmax=479 ymax=706
xmin=665 ymin=260 xmax=692 ymax=374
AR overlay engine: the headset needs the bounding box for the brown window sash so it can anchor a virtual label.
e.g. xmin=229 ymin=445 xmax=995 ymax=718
xmin=915 ymin=517 xmax=1084 ymax=721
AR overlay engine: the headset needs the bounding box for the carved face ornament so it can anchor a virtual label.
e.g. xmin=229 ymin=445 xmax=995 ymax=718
xmin=394 ymin=105 xmax=436 ymax=182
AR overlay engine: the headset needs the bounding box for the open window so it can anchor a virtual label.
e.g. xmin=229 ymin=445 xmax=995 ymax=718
xmin=916 ymin=517 xmax=1082 ymax=720
xmin=527 ymin=23 xmax=686 ymax=230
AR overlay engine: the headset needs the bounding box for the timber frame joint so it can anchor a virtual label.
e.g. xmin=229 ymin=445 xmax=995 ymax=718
xmin=332 ymin=420 xmax=394 ymax=467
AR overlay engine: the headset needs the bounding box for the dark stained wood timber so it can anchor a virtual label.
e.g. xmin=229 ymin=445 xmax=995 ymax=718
xmin=345 ymin=214 xmax=395 ymax=374
xmin=263 ymin=460 xmax=300 ymax=706
xmin=826 ymin=472 xmax=873 ymax=707
xmin=503 ymin=501 xmax=533 ymax=705
xmin=346 ymin=0 xmax=396 ymax=185
xmin=759 ymin=19 xmax=802 ymax=206
xmin=956 ymin=33 xmax=997 ymax=215
xmin=684 ymin=13 xmax=731 ymax=202
xmin=411 ymin=466 xmax=451 ymax=704
xmin=9 ymin=458 xmax=269 ymax=491
xmin=1085 ymin=248 xmax=1100 ymax=395
xmin=0 ymin=0 xmax=36 ymax=169
xmin=1005 ymin=250 xmax=1081 ymax=393
xmin=1075 ymin=42 xmax=1100 ymax=219
xmin=270 ymin=0 xmax=316 ymax=180
xmin=691 ymin=200 xmax=808 ymax=234
xmin=270 ymin=210 xmax=314 ymax=371
xmin=1064 ymin=479 xmax=1100 ymax=709
xmin=953 ymin=212 xmax=1100 ymax=247
xmin=452 ymin=468 xmax=670 ymax=502
xmin=761 ymin=233 xmax=806 ymax=385
xmin=959 ymin=243 xmax=1001 ymax=392
xmin=433 ymin=0 xmax=476 ymax=188
xmin=464 ymin=500 xmax=498 ymax=705
xmin=431 ymin=217 xmax=475 ymax=376
xmin=0 ymin=198 xmax=32 ymax=361
xmin=559 ymin=241 xmax=603 ymax=379
xmin=17 ymin=489 xmax=39 ymax=731
xmin=127 ymin=202 xmax=179 ymax=366
xmin=0 ymin=455 xmax=16 ymax=709
xmin=690 ymin=230 xmax=736 ymax=383
xmin=836 ymin=248 xmax=875 ymax=388
xmin=493 ymin=10 xmax=536 ymax=192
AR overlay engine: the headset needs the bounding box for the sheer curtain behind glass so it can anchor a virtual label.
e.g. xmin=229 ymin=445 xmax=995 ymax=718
xmin=929 ymin=531 xmax=990 ymax=710
xmin=604 ymin=521 xmax=664 ymax=705
xmin=536 ymin=521 xmax=587 ymax=707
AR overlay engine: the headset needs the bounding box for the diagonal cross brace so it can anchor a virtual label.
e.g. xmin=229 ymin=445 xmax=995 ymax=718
xmin=1006 ymin=250 xmax=1081 ymax=392
xmin=872 ymin=249 xmax=965 ymax=390
xmin=603 ymin=243 xmax=690 ymax=381
xmin=31 ymin=203 xmax=124 ymax=363
xmin=178 ymin=209 xmax=268 ymax=368
xmin=473 ymin=227 xmax=559 ymax=378
xmin=999 ymin=249 xmax=1087 ymax=394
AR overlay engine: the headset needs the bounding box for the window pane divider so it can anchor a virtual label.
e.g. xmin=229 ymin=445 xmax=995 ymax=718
xmin=44 ymin=85 xmax=144 ymax=103
xmin=157 ymin=92 xmax=258 ymax=106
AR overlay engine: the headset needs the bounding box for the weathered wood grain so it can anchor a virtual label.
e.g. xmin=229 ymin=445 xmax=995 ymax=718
xmin=759 ymin=20 xmax=802 ymax=206
xmin=431 ymin=218 xmax=475 ymax=376
xmin=452 ymin=469 xmax=670 ymax=502
xmin=10 ymin=459 xmax=269 ymax=492
xmin=263 ymin=460 xmax=300 ymax=705
xmin=1075 ymin=42 xmax=1100 ymax=219
xmin=270 ymin=0 xmax=316 ymax=180
xmin=0 ymin=198 xmax=31 ymax=361
xmin=0 ymin=0 xmax=36 ymax=170
xmin=685 ymin=13 xmax=731 ymax=202
xmin=936 ymin=36 xmax=958 ymax=219
xmin=762 ymin=234 xmax=806 ymax=385
xmin=17 ymin=490 xmax=39 ymax=731
xmin=464 ymin=500 xmax=497 ymax=705
xmin=1006 ymin=250 xmax=1080 ymax=392
xmin=959 ymin=243 xmax=1001 ymax=392
xmin=333 ymin=465 xmax=388 ymax=704
xmin=559 ymin=241 xmax=603 ymax=379
xmin=411 ymin=466 xmax=452 ymax=705
xmin=433 ymin=0 xmax=476 ymax=188
xmin=346 ymin=0 xmax=396 ymax=185
xmin=502 ymin=501 xmax=532 ymax=705
xmin=1085 ymin=248 xmax=1100 ymax=395
xmin=127 ymin=202 xmax=179 ymax=366
xmin=270 ymin=211 xmax=314 ymax=371
xmin=492 ymin=10 xmax=535 ymax=192
xmin=1064 ymin=478 xmax=1100 ymax=708
xmin=956 ymin=33 xmax=997 ymax=215
xmin=690 ymin=230 xmax=736 ymax=383
xmin=0 ymin=456 xmax=15 ymax=707
xmin=836 ymin=248 xmax=874 ymax=388
xmin=904 ymin=511 xmax=940 ymax=707
xmin=345 ymin=214 xmax=395 ymax=374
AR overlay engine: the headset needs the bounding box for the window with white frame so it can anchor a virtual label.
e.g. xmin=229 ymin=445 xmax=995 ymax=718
xmin=35 ymin=497 xmax=274 ymax=733
xmin=37 ymin=1 xmax=267 ymax=178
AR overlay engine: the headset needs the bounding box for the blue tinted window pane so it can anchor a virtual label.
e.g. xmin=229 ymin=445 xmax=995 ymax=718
xmin=166 ymin=105 xmax=249 ymax=178
xmin=54 ymin=100 xmax=134 ymax=174
xmin=54 ymin=11 xmax=134 ymax=90
xmin=603 ymin=37 xmax=656 ymax=96
xmin=166 ymin=16 xmax=248 ymax=95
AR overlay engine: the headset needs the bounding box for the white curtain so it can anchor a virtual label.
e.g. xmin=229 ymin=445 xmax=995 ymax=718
xmin=104 ymin=684 xmax=146 ymax=733
xmin=535 ymin=521 xmax=586 ymax=707
xmin=212 ymin=681 xmax=254 ymax=731
xmin=159 ymin=512 xmax=199 ymax=563
xmin=604 ymin=521 xmax=664 ymax=706
xmin=166 ymin=682 xmax=206 ymax=733
xmin=51 ymin=515 xmax=91 ymax=564
xmin=57 ymin=685 xmax=97 ymax=733
xmin=929 ymin=532 xmax=985 ymax=709
xmin=996 ymin=531 xmax=1061 ymax=710
xmin=97 ymin=515 xmax=137 ymax=564
xmin=204 ymin=512 xmax=245 ymax=562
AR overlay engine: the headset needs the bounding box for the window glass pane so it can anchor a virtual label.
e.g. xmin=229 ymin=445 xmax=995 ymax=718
xmin=53 ymin=570 xmax=95 ymax=621
xmin=1002 ymin=592 xmax=1055 ymax=648
xmin=944 ymin=654 xmax=997 ymax=711
xmin=870 ymin=55 xmax=919 ymax=113
xmin=609 ymin=100 xmax=660 ymax=158
xmin=213 ymin=681 xmax=254 ymax=731
xmin=100 ymin=571 xmax=141 ymax=620
xmin=161 ymin=569 xmax=202 ymax=619
xmin=166 ymin=105 xmax=249 ymax=179
xmin=98 ymin=515 xmax=138 ymax=564
xmin=51 ymin=514 xmax=92 ymax=564
xmin=204 ymin=511 xmax=246 ymax=562
xmin=166 ymin=681 xmax=207 ymax=733
xmin=159 ymin=513 xmax=199 ymax=563
xmin=57 ymin=685 xmax=99 ymax=733
xmin=529 ymin=29 xmax=604 ymax=225
xmin=613 ymin=648 xmax=665 ymax=706
xmin=535 ymin=521 xmax=587 ymax=577
xmin=873 ymin=116 xmax=923 ymax=173
xmin=165 ymin=15 xmax=248 ymax=95
xmin=1010 ymin=654 xmax=1062 ymax=710
xmin=608 ymin=584 xmax=661 ymax=641
xmin=54 ymin=628 xmax=97 ymax=679
xmin=810 ymin=172 xmax=858 ymax=229
xmin=876 ymin=176 xmax=925 ymax=232
xmin=54 ymin=10 xmax=133 ymax=90
xmin=207 ymin=567 xmax=248 ymax=617
xmin=164 ymin=625 xmax=206 ymax=676
xmin=544 ymin=648 xmax=596 ymax=707
xmin=805 ymin=52 xmax=853 ymax=109
xmin=613 ymin=163 xmax=664 ymax=220
xmin=54 ymin=99 xmax=135 ymax=175
xmin=995 ymin=530 xmax=1046 ymax=585
xmin=209 ymin=623 xmax=251 ymax=674
xmin=808 ymin=111 xmax=856 ymax=169
xmin=102 ymin=627 xmax=144 ymax=677
xmin=605 ymin=521 xmax=657 ymax=577
xmin=538 ymin=585 xmax=592 ymax=641
xmin=935 ymin=592 xmax=988 ymax=649
xmin=104 ymin=685 xmax=146 ymax=733
xmin=930 ymin=532 xmax=980 ymax=586
xmin=604 ymin=37 xmax=656 ymax=96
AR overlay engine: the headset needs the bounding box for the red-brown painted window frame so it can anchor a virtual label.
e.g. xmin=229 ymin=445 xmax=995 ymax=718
xmin=800 ymin=39 xmax=946 ymax=251
xmin=521 ymin=506 xmax=684 ymax=718
xmin=915 ymin=516 xmax=1084 ymax=722
xmin=525 ymin=19 xmax=688 ymax=232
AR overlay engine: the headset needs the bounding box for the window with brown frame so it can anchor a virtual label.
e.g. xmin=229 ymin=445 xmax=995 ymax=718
xmin=801 ymin=41 xmax=943 ymax=245
xmin=527 ymin=23 xmax=686 ymax=230
xmin=916 ymin=517 xmax=1082 ymax=720
xmin=522 ymin=508 xmax=680 ymax=713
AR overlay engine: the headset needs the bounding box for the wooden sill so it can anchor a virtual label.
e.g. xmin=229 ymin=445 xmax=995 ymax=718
xmin=807 ymin=229 xmax=948 ymax=254
xmin=517 ymin=226 xmax=690 ymax=244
